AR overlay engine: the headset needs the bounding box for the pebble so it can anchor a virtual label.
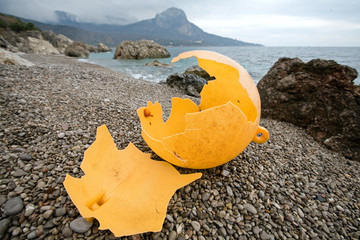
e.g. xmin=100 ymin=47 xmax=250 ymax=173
xmin=57 ymin=132 xmax=65 ymax=138
xmin=27 ymin=231 xmax=37 ymax=239
xmin=221 ymin=170 xmax=230 ymax=177
xmin=3 ymin=197 xmax=24 ymax=216
xmin=24 ymin=204 xmax=35 ymax=217
xmin=226 ymin=185 xmax=233 ymax=196
xmin=12 ymin=169 xmax=27 ymax=177
xmin=0 ymin=218 xmax=11 ymax=237
xmin=19 ymin=154 xmax=32 ymax=161
xmin=191 ymin=221 xmax=201 ymax=232
xmin=62 ymin=226 xmax=73 ymax=237
xmin=43 ymin=209 xmax=53 ymax=219
xmin=69 ymin=217 xmax=93 ymax=233
xmin=168 ymin=230 xmax=177 ymax=240
xmin=55 ymin=207 xmax=66 ymax=217
xmin=260 ymin=231 xmax=271 ymax=240
xmin=244 ymin=203 xmax=257 ymax=215
xmin=201 ymin=192 xmax=210 ymax=201
xmin=253 ymin=225 xmax=261 ymax=234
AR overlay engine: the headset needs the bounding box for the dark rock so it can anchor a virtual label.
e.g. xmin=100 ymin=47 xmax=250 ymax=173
xmin=145 ymin=60 xmax=172 ymax=67
xmin=113 ymin=39 xmax=170 ymax=60
xmin=258 ymin=57 xmax=360 ymax=161
xmin=3 ymin=197 xmax=24 ymax=216
xmin=65 ymin=42 xmax=90 ymax=58
xmin=185 ymin=65 xmax=215 ymax=81
xmin=166 ymin=73 xmax=207 ymax=97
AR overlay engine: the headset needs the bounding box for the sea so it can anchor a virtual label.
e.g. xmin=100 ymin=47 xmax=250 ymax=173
xmin=80 ymin=46 xmax=360 ymax=85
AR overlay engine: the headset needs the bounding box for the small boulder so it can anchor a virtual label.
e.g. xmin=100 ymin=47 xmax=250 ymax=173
xmin=166 ymin=73 xmax=207 ymax=97
xmin=0 ymin=48 xmax=34 ymax=66
xmin=258 ymin=57 xmax=360 ymax=161
xmin=113 ymin=39 xmax=170 ymax=60
xmin=145 ymin=60 xmax=172 ymax=67
xmin=42 ymin=30 xmax=73 ymax=54
xmin=65 ymin=41 xmax=90 ymax=58
xmin=25 ymin=37 xmax=60 ymax=55
xmin=85 ymin=43 xmax=97 ymax=53
xmin=97 ymin=42 xmax=110 ymax=52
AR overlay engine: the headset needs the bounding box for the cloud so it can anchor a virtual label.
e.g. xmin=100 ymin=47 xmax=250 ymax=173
xmin=0 ymin=0 xmax=359 ymax=46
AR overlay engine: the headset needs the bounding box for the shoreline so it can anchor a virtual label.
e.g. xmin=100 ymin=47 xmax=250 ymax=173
xmin=0 ymin=53 xmax=359 ymax=239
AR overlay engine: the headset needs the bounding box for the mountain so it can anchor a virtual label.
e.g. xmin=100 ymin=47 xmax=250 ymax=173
xmin=20 ymin=8 xmax=262 ymax=47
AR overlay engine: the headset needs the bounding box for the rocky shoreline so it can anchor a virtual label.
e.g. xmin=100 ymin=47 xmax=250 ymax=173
xmin=0 ymin=54 xmax=359 ymax=239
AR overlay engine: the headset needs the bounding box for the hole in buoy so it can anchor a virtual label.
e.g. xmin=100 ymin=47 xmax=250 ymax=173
xmin=144 ymin=109 xmax=153 ymax=117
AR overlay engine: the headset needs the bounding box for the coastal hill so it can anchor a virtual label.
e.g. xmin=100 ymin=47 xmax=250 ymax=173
xmin=20 ymin=8 xmax=261 ymax=47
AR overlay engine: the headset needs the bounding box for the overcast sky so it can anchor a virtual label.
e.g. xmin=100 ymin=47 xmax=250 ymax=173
xmin=1 ymin=0 xmax=359 ymax=46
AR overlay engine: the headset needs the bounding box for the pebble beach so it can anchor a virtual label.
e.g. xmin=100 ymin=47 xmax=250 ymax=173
xmin=0 ymin=54 xmax=359 ymax=239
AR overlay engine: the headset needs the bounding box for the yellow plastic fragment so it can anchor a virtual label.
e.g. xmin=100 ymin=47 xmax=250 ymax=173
xmin=137 ymin=50 xmax=269 ymax=169
xmin=63 ymin=125 xmax=202 ymax=237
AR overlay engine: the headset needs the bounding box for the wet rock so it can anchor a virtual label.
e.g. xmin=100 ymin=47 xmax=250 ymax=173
xmin=166 ymin=73 xmax=207 ymax=97
xmin=184 ymin=65 xmax=215 ymax=81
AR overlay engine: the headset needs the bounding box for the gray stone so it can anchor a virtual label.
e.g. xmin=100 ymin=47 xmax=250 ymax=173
xmin=4 ymin=197 xmax=24 ymax=216
xmin=0 ymin=218 xmax=11 ymax=238
xmin=69 ymin=217 xmax=93 ymax=233
xmin=19 ymin=154 xmax=32 ymax=161
xmin=55 ymin=207 xmax=66 ymax=217
xmin=191 ymin=221 xmax=201 ymax=232
xmin=13 ymin=169 xmax=27 ymax=177
xmin=244 ymin=203 xmax=257 ymax=215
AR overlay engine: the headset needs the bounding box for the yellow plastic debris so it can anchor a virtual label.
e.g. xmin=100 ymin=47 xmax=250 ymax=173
xmin=63 ymin=125 xmax=202 ymax=237
xmin=137 ymin=50 xmax=269 ymax=169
